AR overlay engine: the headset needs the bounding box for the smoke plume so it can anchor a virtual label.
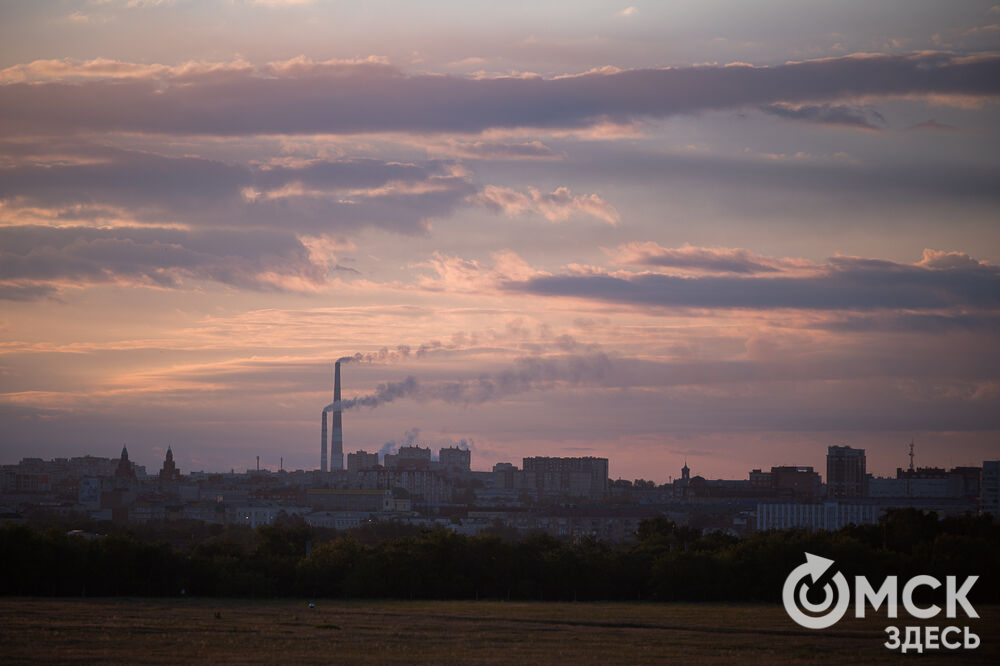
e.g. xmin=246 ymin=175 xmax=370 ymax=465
xmin=379 ymin=427 xmax=421 ymax=456
xmin=323 ymin=352 xmax=612 ymax=411
xmin=335 ymin=343 xmax=439 ymax=365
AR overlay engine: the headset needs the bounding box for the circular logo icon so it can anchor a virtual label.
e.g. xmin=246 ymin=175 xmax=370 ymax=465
xmin=782 ymin=552 xmax=850 ymax=629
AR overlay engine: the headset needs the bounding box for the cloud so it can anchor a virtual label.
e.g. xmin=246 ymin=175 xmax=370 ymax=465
xmin=76 ymin=339 xmax=999 ymax=423
xmin=916 ymin=248 xmax=991 ymax=270
xmin=0 ymin=225 xmax=333 ymax=298
xmin=906 ymin=118 xmax=961 ymax=132
xmin=1 ymin=52 xmax=996 ymax=136
xmin=817 ymin=312 xmax=1000 ymax=334
xmin=609 ymin=242 xmax=801 ymax=274
xmin=619 ymin=6 xmax=638 ymax=17
xmin=525 ymin=141 xmax=1000 ymax=205
xmin=471 ymin=185 xmax=620 ymax=224
xmin=504 ymin=251 xmax=1000 ymax=311
xmin=415 ymin=250 xmax=547 ymax=294
xmin=0 ymin=142 xmax=476 ymax=234
xmin=0 ymin=57 xmax=255 ymax=85
xmin=760 ymin=103 xmax=884 ymax=130
xmin=963 ymin=24 xmax=1000 ymax=36
xmin=0 ymin=282 xmax=59 ymax=302
xmin=250 ymin=0 xmax=314 ymax=6
xmin=264 ymin=55 xmax=393 ymax=78
xmin=429 ymin=139 xmax=561 ymax=161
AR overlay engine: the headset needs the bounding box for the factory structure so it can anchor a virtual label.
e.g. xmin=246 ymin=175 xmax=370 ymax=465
xmin=320 ymin=360 xmax=345 ymax=473
xmin=312 ymin=358 xmax=606 ymax=505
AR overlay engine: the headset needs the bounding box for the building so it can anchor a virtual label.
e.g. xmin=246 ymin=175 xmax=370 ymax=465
xmin=770 ymin=466 xmax=822 ymax=500
xmin=305 ymin=511 xmax=372 ymax=530
xmin=306 ymin=488 xmax=393 ymax=512
xmin=227 ymin=503 xmax=311 ymax=528
xmin=347 ymin=450 xmax=379 ymax=473
xmin=758 ymin=495 xmax=979 ymax=531
xmin=114 ymin=447 xmax=138 ymax=489
xmin=439 ymin=447 xmax=471 ymax=473
xmin=870 ymin=466 xmax=983 ymax=500
xmin=522 ymin=456 xmax=608 ymax=499
xmin=749 ymin=468 xmax=772 ymax=489
xmin=827 ymin=445 xmax=867 ymax=498
xmin=158 ymin=446 xmax=182 ymax=483
xmin=357 ymin=468 xmax=453 ymax=504
xmin=757 ymin=501 xmax=883 ymax=531
xmin=492 ymin=462 xmax=518 ymax=490
xmin=384 ymin=446 xmax=431 ymax=470
xmin=948 ymin=466 xmax=982 ymax=500
xmin=982 ymin=461 xmax=999 ymax=518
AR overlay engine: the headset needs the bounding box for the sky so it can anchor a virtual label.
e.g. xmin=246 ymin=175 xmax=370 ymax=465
xmin=1 ymin=1 xmax=998 ymax=481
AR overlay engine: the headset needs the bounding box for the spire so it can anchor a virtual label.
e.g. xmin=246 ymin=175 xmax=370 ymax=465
xmin=160 ymin=445 xmax=180 ymax=483
xmin=116 ymin=445 xmax=136 ymax=482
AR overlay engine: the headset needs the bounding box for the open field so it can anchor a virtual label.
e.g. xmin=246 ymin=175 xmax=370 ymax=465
xmin=0 ymin=599 xmax=997 ymax=664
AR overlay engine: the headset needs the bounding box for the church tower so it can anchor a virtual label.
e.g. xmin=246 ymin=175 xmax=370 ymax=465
xmin=159 ymin=446 xmax=181 ymax=483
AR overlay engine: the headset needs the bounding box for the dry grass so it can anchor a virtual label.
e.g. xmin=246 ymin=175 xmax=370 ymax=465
xmin=0 ymin=599 xmax=996 ymax=664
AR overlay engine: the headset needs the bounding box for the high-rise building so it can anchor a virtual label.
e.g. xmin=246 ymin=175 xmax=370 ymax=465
xmin=347 ymin=450 xmax=379 ymax=473
xmin=522 ymin=456 xmax=608 ymax=498
xmin=384 ymin=446 xmax=431 ymax=470
xmin=439 ymin=447 xmax=471 ymax=473
xmin=983 ymin=461 xmax=1000 ymax=518
xmin=771 ymin=466 xmax=822 ymax=500
xmin=827 ymin=445 xmax=867 ymax=498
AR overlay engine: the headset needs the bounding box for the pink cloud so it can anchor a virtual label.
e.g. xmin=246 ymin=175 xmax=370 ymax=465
xmin=471 ymin=185 xmax=620 ymax=225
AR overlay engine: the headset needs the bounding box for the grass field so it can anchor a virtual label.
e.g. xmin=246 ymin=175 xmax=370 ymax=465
xmin=0 ymin=599 xmax=996 ymax=664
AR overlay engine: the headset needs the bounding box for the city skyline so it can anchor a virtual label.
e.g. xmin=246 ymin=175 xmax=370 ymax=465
xmin=1 ymin=2 xmax=999 ymax=480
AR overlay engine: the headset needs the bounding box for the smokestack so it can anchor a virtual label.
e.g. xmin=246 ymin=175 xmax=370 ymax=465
xmin=320 ymin=410 xmax=328 ymax=472
xmin=331 ymin=361 xmax=344 ymax=470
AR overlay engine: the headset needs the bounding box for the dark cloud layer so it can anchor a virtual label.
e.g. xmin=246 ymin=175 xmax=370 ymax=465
xmin=760 ymin=103 xmax=885 ymax=129
xmin=817 ymin=312 xmax=1000 ymax=334
xmin=519 ymin=142 xmax=1000 ymax=205
xmin=0 ymin=143 xmax=475 ymax=233
xmin=506 ymin=256 xmax=1000 ymax=310
xmin=1 ymin=52 xmax=997 ymax=136
xmin=614 ymin=243 xmax=783 ymax=273
xmin=0 ymin=225 xmax=324 ymax=296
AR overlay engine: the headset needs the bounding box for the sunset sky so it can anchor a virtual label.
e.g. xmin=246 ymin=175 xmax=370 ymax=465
xmin=1 ymin=1 xmax=998 ymax=480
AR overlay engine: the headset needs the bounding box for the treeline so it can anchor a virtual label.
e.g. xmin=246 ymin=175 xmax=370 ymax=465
xmin=0 ymin=509 xmax=997 ymax=602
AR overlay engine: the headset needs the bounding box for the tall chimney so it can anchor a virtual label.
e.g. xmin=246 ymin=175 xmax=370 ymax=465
xmin=331 ymin=361 xmax=344 ymax=470
xmin=320 ymin=409 xmax=328 ymax=472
